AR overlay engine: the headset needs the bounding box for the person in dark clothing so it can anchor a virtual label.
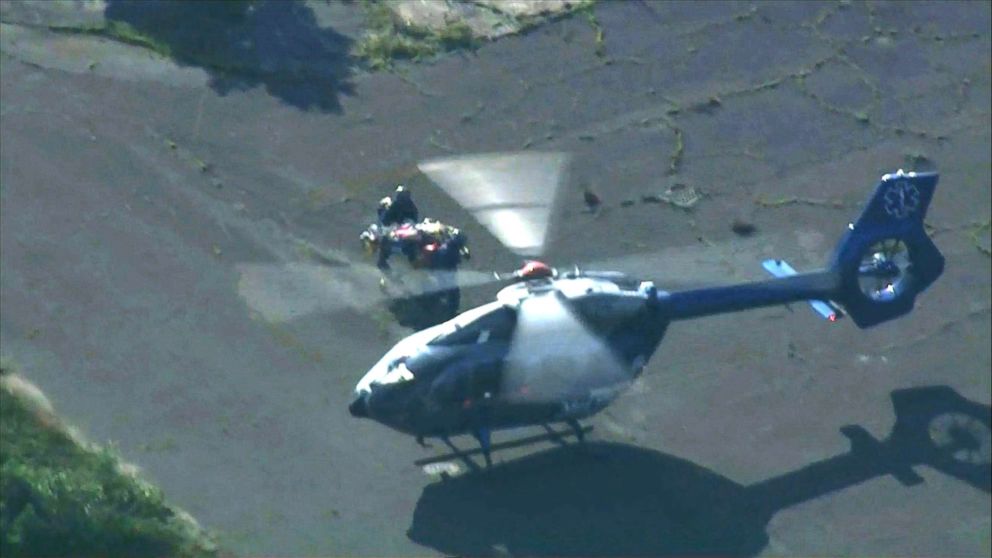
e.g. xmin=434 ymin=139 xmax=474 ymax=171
xmin=375 ymin=197 xmax=392 ymax=226
xmin=379 ymin=185 xmax=419 ymax=226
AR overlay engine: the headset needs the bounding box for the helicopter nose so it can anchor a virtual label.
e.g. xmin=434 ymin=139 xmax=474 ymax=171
xmin=349 ymin=393 xmax=369 ymax=418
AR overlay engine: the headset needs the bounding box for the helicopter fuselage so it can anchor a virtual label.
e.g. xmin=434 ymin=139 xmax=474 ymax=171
xmin=349 ymin=273 xmax=670 ymax=438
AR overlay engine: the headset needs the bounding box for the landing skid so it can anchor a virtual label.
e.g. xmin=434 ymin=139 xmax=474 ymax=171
xmin=414 ymin=423 xmax=594 ymax=472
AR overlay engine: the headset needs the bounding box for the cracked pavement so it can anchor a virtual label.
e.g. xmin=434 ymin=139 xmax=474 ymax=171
xmin=1 ymin=1 xmax=989 ymax=555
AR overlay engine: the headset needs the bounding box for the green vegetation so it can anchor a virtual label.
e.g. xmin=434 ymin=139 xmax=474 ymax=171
xmin=49 ymin=1 xmax=265 ymax=76
xmin=51 ymin=1 xmax=592 ymax=75
xmin=102 ymin=20 xmax=173 ymax=57
xmin=0 ymin=363 xmax=217 ymax=558
xmin=754 ymin=195 xmax=850 ymax=209
xmin=970 ymin=219 xmax=991 ymax=257
xmin=50 ymin=20 xmax=173 ymax=59
xmin=581 ymin=6 xmax=606 ymax=57
xmin=507 ymin=0 xmax=597 ymax=36
xmin=436 ymin=19 xmax=476 ymax=50
xmin=354 ymin=1 xmax=479 ymax=71
xmin=669 ymin=125 xmax=684 ymax=175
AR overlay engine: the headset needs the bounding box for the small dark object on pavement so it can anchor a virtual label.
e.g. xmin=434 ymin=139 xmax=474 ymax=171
xmin=583 ymin=188 xmax=602 ymax=212
xmin=732 ymin=219 xmax=757 ymax=236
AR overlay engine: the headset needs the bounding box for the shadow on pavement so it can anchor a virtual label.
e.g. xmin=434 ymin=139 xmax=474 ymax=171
xmin=386 ymin=291 xmax=460 ymax=331
xmin=408 ymin=385 xmax=991 ymax=557
xmin=104 ymin=0 xmax=354 ymax=112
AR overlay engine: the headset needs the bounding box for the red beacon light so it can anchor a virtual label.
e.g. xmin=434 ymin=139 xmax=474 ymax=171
xmin=515 ymin=260 xmax=556 ymax=280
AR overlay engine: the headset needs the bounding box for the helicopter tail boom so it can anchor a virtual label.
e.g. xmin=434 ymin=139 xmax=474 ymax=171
xmin=662 ymin=269 xmax=841 ymax=320
xmin=663 ymin=170 xmax=943 ymax=327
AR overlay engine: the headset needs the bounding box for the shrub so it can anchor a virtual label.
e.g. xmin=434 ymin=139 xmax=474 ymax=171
xmin=0 ymin=372 xmax=216 ymax=557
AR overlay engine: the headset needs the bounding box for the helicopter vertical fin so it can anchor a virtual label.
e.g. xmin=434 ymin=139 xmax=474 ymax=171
xmin=826 ymin=170 xmax=944 ymax=328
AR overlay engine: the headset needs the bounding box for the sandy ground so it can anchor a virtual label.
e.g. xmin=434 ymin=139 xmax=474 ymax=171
xmin=1 ymin=1 xmax=990 ymax=556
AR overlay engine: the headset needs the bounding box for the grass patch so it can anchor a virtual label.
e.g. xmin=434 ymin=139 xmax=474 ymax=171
xmin=47 ymin=3 xmax=276 ymax=78
xmin=970 ymin=219 xmax=991 ymax=257
xmin=353 ymin=1 xmax=481 ymax=70
xmin=582 ymin=6 xmax=606 ymax=57
xmin=0 ymin=364 xmax=217 ymax=558
xmin=754 ymin=195 xmax=851 ymax=209
xmin=49 ymin=20 xmax=173 ymax=59
xmin=102 ymin=20 xmax=173 ymax=57
xmin=437 ymin=20 xmax=476 ymax=50
xmin=506 ymin=0 xmax=597 ymax=35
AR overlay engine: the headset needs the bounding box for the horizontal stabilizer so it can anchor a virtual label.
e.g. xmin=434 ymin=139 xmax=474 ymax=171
xmin=840 ymin=425 xmax=925 ymax=486
xmin=762 ymin=259 xmax=841 ymax=321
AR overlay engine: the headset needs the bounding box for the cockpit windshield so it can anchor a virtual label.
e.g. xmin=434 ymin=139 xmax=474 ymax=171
xmin=428 ymin=303 xmax=517 ymax=346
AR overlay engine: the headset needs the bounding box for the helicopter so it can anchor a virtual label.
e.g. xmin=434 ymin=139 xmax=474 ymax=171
xmin=347 ymin=159 xmax=944 ymax=468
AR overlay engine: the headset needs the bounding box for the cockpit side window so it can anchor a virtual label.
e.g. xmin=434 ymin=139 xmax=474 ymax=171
xmin=429 ymin=306 xmax=517 ymax=346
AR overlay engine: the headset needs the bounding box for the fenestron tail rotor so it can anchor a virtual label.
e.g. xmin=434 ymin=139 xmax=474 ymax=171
xmin=856 ymin=238 xmax=910 ymax=302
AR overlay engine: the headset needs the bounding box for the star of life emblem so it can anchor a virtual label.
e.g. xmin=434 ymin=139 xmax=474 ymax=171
xmin=883 ymin=179 xmax=920 ymax=219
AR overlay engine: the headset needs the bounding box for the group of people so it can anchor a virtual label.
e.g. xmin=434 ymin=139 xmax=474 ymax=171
xmin=360 ymin=185 xmax=471 ymax=273
xmin=359 ymin=185 xmax=562 ymax=323
xmin=359 ymin=185 xmax=471 ymax=321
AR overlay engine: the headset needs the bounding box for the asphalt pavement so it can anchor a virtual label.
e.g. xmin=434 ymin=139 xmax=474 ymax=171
xmin=1 ymin=1 xmax=989 ymax=555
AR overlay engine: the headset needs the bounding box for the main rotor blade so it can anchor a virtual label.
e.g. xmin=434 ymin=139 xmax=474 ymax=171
xmin=236 ymin=261 xmax=496 ymax=323
xmin=418 ymin=152 xmax=570 ymax=257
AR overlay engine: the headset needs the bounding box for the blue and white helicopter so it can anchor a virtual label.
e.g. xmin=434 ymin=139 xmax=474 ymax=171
xmin=349 ymin=156 xmax=944 ymax=468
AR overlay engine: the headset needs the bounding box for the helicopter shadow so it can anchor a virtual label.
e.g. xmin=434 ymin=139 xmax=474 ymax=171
xmin=386 ymin=294 xmax=458 ymax=331
xmin=407 ymin=385 xmax=991 ymax=557
xmin=103 ymin=0 xmax=354 ymax=112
